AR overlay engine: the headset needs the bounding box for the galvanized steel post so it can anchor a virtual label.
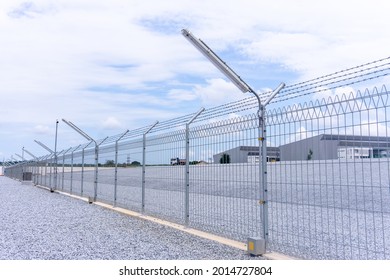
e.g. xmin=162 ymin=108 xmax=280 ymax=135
xmin=142 ymin=121 xmax=159 ymax=212
xmin=185 ymin=108 xmax=205 ymax=226
xmin=54 ymin=120 xmax=59 ymax=190
xmin=114 ymin=130 xmax=130 ymax=207
xmin=81 ymin=141 xmax=93 ymax=197
xmin=94 ymin=137 xmax=108 ymax=202
xmin=259 ymin=83 xmax=285 ymax=247
xmin=61 ymin=147 xmax=72 ymax=190
xmin=69 ymin=145 xmax=81 ymax=194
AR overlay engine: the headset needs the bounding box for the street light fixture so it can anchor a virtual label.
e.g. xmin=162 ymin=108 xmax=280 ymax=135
xmin=182 ymin=29 xmax=252 ymax=94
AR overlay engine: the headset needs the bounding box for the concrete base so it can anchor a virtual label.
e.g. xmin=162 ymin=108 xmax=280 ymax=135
xmin=247 ymin=237 xmax=266 ymax=255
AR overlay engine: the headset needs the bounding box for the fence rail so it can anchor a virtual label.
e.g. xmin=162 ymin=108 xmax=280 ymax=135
xmin=4 ymin=82 xmax=390 ymax=260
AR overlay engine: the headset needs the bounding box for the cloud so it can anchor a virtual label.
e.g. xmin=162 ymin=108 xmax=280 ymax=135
xmin=0 ymin=0 xmax=389 ymax=158
xmin=167 ymin=89 xmax=197 ymax=102
xmin=193 ymin=78 xmax=245 ymax=106
xmin=32 ymin=125 xmax=51 ymax=134
xmin=7 ymin=1 xmax=55 ymax=18
xmin=102 ymin=117 xmax=122 ymax=130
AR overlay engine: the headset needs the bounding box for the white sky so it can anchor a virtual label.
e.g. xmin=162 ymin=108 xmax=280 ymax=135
xmin=1 ymin=0 xmax=390 ymax=160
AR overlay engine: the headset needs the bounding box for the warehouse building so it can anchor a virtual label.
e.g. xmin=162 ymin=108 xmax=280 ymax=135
xmin=213 ymin=134 xmax=390 ymax=163
xmin=213 ymin=146 xmax=280 ymax=164
xmin=279 ymin=134 xmax=390 ymax=161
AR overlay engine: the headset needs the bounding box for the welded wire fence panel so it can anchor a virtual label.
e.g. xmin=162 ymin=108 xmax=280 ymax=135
xmin=4 ymin=79 xmax=390 ymax=260
xmin=59 ymin=154 xmax=72 ymax=192
xmin=96 ymin=145 xmax=116 ymax=204
xmin=70 ymin=151 xmax=84 ymax=196
xmin=114 ymin=140 xmax=143 ymax=211
xmin=188 ymin=115 xmax=262 ymax=241
xmin=81 ymin=149 xmax=95 ymax=198
xmin=45 ymin=159 xmax=52 ymax=187
xmin=143 ymin=130 xmax=186 ymax=224
xmin=267 ymin=86 xmax=390 ymax=259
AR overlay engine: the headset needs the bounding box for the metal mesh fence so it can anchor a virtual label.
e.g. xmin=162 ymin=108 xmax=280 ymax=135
xmin=266 ymin=86 xmax=390 ymax=259
xmin=5 ymin=81 xmax=390 ymax=259
xmin=114 ymin=139 xmax=143 ymax=211
xmin=143 ymin=130 xmax=187 ymax=224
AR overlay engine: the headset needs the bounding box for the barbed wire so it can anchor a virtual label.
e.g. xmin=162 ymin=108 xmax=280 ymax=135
xmin=283 ymin=56 xmax=390 ymax=89
xmin=31 ymin=56 xmax=390 ymax=154
xmin=196 ymin=56 xmax=390 ymax=121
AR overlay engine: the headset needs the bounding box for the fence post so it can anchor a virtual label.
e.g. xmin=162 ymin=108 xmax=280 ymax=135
xmin=54 ymin=120 xmax=59 ymax=191
xmin=185 ymin=108 xmax=205 ymax=226
xmin=49 ymin=155 xmax=54 ymax=188
xmin=53 ymin=150 xmax=64 ymax=189
xmin=41 ymin=158 xmax=45 ymax=184
xmin=39 ymin=158 xmax=43 ymax=185
xmin=69 ymin=145 xmax=79 ymax=194
xmin=45 ymin=156 xmax=48 ymax=187
xmin=258 ymin=83 xmax=285 ymax=249
xmin=114 ymin=130 xmax=130 ymax=207
xmin=61 ymin=147 xmax=72 ymax=190
xmin=94 ymin=137 xmax=108 ymax=202
xmin=81 ymin=141 xmax=93 ymax=196
xmin=142 ymin=121 xmax=159 ymax=212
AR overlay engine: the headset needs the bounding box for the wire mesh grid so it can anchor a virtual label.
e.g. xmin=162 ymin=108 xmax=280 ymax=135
xmin=114 ymin=140 xmax=143 ymax=211
xmin=5 ymin=80 xmax=390 ymax=259
xmin=142 ymin=130 xmax=187 ymax=224
xmin=267 ymin=86 xmax=390 ymax=259
xmin=188 ymin=115 xmax=262 ymax=241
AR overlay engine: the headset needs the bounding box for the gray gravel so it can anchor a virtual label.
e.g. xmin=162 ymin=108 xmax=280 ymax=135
xmin=0 ymin=176 xmax=263 ymax=260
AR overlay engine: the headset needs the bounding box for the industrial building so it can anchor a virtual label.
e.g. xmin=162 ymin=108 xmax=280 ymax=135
xmin=280 ymin=134 xmax=390 ymax=161
xmin=213 ymin=146 xmax=280 ymax=164
xmin=213 ymin=134 xmax=390 ymax=163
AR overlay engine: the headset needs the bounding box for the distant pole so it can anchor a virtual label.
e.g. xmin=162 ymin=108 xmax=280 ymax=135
xmin=54 ymin=120 xmax=59 ymax=190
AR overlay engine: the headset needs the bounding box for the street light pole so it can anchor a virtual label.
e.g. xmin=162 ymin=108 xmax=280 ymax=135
xmin=54 ymin=120 xmax=59 ymax=191
xmin=182 ymin=29 xmax=285 ymax=253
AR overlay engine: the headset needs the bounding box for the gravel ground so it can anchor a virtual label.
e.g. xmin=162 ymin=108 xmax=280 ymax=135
xmin=0 ymin=176 xmax=264 ymax=260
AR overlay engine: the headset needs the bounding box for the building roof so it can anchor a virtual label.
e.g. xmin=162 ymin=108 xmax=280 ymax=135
xmin=281 ymin=134 xmax=390 ymax=148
